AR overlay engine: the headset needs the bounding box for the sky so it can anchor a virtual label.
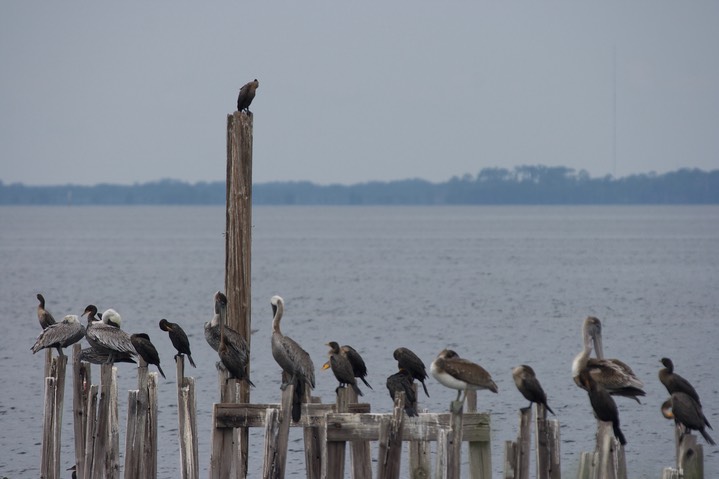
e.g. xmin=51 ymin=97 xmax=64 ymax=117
xmin=1 ymin=2 xmax=718 ymax=186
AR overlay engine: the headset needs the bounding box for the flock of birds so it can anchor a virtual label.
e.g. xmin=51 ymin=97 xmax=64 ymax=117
xmin=32 ymin=293 xmax=713 ymax=449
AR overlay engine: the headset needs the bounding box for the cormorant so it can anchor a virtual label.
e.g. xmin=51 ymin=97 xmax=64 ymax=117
xmin=512 ymin=364 xmax=555 ymax=416
xmin=237 ymin=79 xmax=259 ymax=113
xmin=386 ymin=368 xmax=418 ymax=417
xmin=213 ymin=292 xmax=254 ymax=386
xmin=130 ymin=333 xmax=166 ymax=379
xmin=36 ymin=293 xmax=56 ymax=329
xmin=430 ymin=349 xmax=498 ymax=404
xmin=31 ymin=314 xmax=85 ymax=357
xmin=572 ymin=316 xmax=645 ymax=403
xmin=324 ymin=341 xmax=363 ymax=397
xmin=659 ymin=358 xmax=704 ymax=408
xmin=159 ymin=319 xmax=196 ymax=367
xmin=669 ymin=392 xmax=715 ymax=445
xmin=393 ymin=347 xmax=430 ymax=397
xmin=270 ymin=295 xmax=315 ymax=422
xmin=579 ymin=368 xmax=627 ymax=445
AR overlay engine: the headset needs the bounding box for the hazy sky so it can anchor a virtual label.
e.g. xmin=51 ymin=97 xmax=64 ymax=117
xmin=2 ymin=3 xmax=718 ymax=186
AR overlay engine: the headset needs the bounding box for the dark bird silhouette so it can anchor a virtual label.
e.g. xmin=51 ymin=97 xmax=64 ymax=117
xmin=512 ymin=364 xmax=555 ymax=416
xmin=431 ymin=349 xmax=498 ymax=404
xmin=325 ymin=341 xmax=363 ymax=397
xmin=572 ymin=316 xmax=645 ymax=403
xmin=82 ymin=304 xmax=103 ymax=321
xmin=36 ymin=293 xmax=56 ymax=329
xmin=270 ymin=295 xmax=315 ymax=422
xmin=214 ymin=292 xmax=255 ymax=386
xmin=322 ymin=343 xmax=373 ymax=390
xmin=159 ymin=319 xmax=196 ymax=368
xmin=669 ymin=392 xmax=715 ymax=445
xmin=659 ymin=358 xmax=704 ymax=409
xmin=237 ymin=79 xmax=259 ymax=113
xmin=386 ymin=368 xmax=418 ymax=417
xmin=130 ymin=333 xmax=166 ymax=379
xmin=31 ymin=314 xmax=85 ymax=357
xmin=579 ymin=368 xmax=627 ymax=445
xmin=394 ymin=347 xmax=430 ymax=397
xmin=83 ymin=309 xmax=137 ymax=364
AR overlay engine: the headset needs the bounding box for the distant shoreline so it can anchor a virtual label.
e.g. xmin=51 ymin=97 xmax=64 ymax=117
xmin=2 ymin=166 xmax=718 ymax=205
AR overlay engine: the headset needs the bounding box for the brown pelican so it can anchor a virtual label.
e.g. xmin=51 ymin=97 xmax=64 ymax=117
xmin=393 ymin=347 xmax=430 ymax=397
xmin=213 ymin=292 xmax=254 ymax=386
xmin=83 ymin=309 xmax=137 ymax=364
xmin=159 ymin=319 xmax=196 ymax=367
xmin=512 ymin=364 xmax=555 ymax=416
xmin=386 ymin=368 xmax=418 ymax=417
xmin=31 ymin=314 xmax=85 ymax=357
xmin=36 ymin=293 xmax=56 ymax=329
xmin=572 ymin=316 xmax=645 ymax=403
xmin=79 ymin=347 xmax=136 ymax=364
xmin=270 ymin=295 xmax=315 ymax=422
xmin=324 ymin=341 xmax=363 ymax=396
xmin=130 ymin=333 xmax=166 ymax=379
xmin=237 ymin=79 xmax=259 ymax=113
xmin=668 ymin=392 xmax=715 ymax=445
xmin=659 ymin=358 xmax=704 ymax=407
xmin=578 ymin=368 xmax=627 ymax=445
xmin=430 ymin=349 xmax=498 ymax=404
xmin=322 ymin=343 xmax=372 ymax=390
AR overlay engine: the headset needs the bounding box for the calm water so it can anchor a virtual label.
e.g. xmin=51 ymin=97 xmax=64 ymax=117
xmin=0 ymin=205 xmax=717 ymax=478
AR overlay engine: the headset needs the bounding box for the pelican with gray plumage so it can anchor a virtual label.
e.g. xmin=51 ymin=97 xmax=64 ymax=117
xmin=31 ymin=314 xmax=85 ymax=357
xmin=431 ymin=349 xmax=498 ymax=405
xmin=270 ymin=295 xmax=315 ymax=422
xmin=212 ymin=291 xmax=254 ymax=386
xmin=571 ymin=316 xmax=645 ymax=403
xmin=83 ymin=309 xmax=137 ymax=364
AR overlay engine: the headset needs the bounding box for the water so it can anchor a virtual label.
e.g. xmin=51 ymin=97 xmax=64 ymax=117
xmin=1 ymin=205 xmax=717 ymax=478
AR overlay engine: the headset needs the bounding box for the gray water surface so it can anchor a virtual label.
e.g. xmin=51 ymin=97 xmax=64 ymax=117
xmin=1 ymin=205 xmax=717 ymax=478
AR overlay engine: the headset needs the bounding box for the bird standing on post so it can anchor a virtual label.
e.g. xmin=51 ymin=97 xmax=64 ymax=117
xmin=36 ymin=293 xmax=56 ymax=329
xmin=237 ymin=79 xmax=259 ymax=114
xmin=393 ymin=347 xmax=430 ymax=397
xmin=430 ymin=349 xmax=498 ymax=408
xmin=130 ymin=333 xmax=166 ymax=379
xmin=579 ymin=368 xmax=627 ymax=445
xmin=324 ymin=341 xmax=363 ymax=397
xmin=386 ymin=368 xmax=419 ymax=417
xmin=159 ymin=319 xmax=196 ymax=368
xmin=512 ymin=364 xmax=555 ymax=416
xmin=31 ymin=314 xmax=85 ymax=357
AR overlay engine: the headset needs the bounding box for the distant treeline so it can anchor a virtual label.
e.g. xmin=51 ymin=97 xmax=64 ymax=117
xmin=2 ymin=166 xmax=718 ymax=205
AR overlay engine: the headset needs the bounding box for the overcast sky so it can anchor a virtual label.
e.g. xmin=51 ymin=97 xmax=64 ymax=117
xmin=2 ymin=3 xmax=718 ymax=186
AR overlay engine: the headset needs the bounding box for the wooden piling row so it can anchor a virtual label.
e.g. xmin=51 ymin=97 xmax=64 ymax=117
xmin=503 ymin=404 xmax=561 ymax=479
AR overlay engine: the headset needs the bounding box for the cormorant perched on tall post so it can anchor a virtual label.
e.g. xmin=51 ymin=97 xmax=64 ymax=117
xmin=669 ymin=392 xmax=715 ymax=445
xmin=512 ymin=364 xmax=555 ymax=416
xmin=159 ymin=319 xmax=196 ymax=367
xmin=324 ymin=341 xmax=363 ymax=397
xmin=130 ymin=333 xmax=166 ymax=379
xmin=237 ymin=79 xmax=259 ymax=113
xmin=394 ymin=347 xmax=430 ymax=397
xmin=579 ymin=368 xmax=627 ymax=445
xmin=659 ymin=358 xmax=705 ymax=408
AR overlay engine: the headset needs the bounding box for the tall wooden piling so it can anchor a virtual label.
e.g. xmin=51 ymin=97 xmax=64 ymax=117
xmin=72 ymin=345 xmax=91 ymax=479
xmin=41 ymin=354 xmax=67 ymax=479
xmin=176 ymin=356 xmax=199 ymax=479
xmin=225 ymin=109 xmax=254 ymax=478
xmin=466 ymin=390 xmax=492 ymax=479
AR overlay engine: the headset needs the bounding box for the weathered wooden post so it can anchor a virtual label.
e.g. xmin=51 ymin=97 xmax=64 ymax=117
xmin=72 ymin=345 xmax=91 ymax=479
xmin=445 ymin=399 xmax=464 ymax=479
xmin=662 ymin=425 xmax=704 ymax=479
xmin=83 ymin=384 xmax=99 ymax=479
xmin=225 ymin=108 xmax=254 ymax=478
xmin=176 ymin=356 xmax=199 ymax=479
xmin=466 ymin=390 xmax=492 ymax=479
xmin=261 ymin=384 xmax=293 ymax=478
xmin=304 ymin=395 xmax=323 ymax=479
xmin=535 ymin=405 xmax=560 ymax=479
xmin=377 ymin=392 xmax=407 ymax=479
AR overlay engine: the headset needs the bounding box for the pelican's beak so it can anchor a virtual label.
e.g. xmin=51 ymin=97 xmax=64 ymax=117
xmin=592 ymin=329 xmax=604 ymax=359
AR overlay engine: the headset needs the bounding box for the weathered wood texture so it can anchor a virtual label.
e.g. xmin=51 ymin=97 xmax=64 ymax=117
xmin=175 ymin=356 xmax=199 ymax=479
xmin=466 ymin=390 xmax=492 ymax=479
xmin=41 ymin=354 xmax=67 ymax=479
xmin=72 ymin=345 xmax=91 ymax=479
xmin=226 ymin=107 xmax=254 ymax=479
xmin=376 ymin=392 xmax=406 ymax=479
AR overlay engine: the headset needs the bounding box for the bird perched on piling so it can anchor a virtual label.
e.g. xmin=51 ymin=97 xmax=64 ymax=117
xmin=659 ymin=358 xmax=706 ymax=410
xmin=430 ymin=349 xmax=498 ymax=406
xmin=83 ymin=309 xmax=137 ymax=364
xmin=31 ymin=314 xmax=85 ymax=357
xmin=578 ymin=368 xmax=627 ymax=445
xmin=386 ymin=368 xmax=419 ymax=417
xmin=512 ymin=364 xmax=555 ymax=416
xmin=213 ymin=291 xmax=255 ymax=387
xmin=36 ymin=293 xmax=56 ymax=329
xmin=159 ymin=319 xmax=196 ymax=367
xmin=324 ymin=341 xmax=363 ymax=397
xmin=668 ymin=392 xmax=715 ymax=445
xmin=237 ymin=79 xmax=259 ymax=113
xmin=130 ymin=333 xmax=166 ymax=379
xmin=393 ymin=347 xmax=430 ymax=397
xmin=322 ymin=343 xmax=372 ymax=390
xmin=270 ymin=295 xmax=315 ymax=422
